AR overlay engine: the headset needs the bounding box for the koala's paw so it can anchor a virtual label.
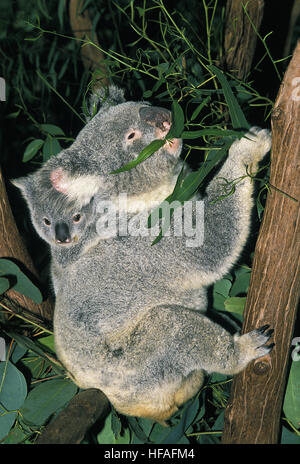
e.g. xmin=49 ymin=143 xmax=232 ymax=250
xmin=229 ymin=127 xmax=272 ymax=169
xmin=236 ymin=324 xmax=274 ymax=363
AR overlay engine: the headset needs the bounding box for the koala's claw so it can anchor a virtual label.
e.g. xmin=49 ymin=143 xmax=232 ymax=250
xmin=256 ymin=324 xmax=270 ymax=334
xmin=258 ymin=342 xmax=275 ymax=354
xmin=236 ymin=324 xmax=274 ymax=363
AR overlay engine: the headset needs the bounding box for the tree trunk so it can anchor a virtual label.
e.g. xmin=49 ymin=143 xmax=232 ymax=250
xmin=223 ymin=0 xmax=265 ymax=79
xmin=0 ymin=167 xmax=53 ymax=321
xmin=222 ymin=41 xmax=300 ymax=444
xmin=69 ymin=0 xmax=110 ymax=90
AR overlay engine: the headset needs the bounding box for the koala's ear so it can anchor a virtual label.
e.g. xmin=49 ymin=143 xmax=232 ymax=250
xmin=86 ymin=85 xmax=126 ymax=121
xmin=11 ymin=176 xmax=35 ymax=204
xmin=50 ymin=167 xmax=104 ymax=207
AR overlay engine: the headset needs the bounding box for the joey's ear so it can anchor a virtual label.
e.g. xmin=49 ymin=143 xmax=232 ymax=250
xmin=86 ymin=85 xmax=126 ymax=121
xmin=11 ymin=176 xmax=35 ymax=203
xmin=50 ymin=167 xmax=104 ymax=207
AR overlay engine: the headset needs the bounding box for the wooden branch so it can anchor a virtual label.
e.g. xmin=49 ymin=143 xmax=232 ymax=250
xmin=69 ymin=0 xmax=110 ymax=89
xmin=36 ymin=389 xmax=110 ymax=444
xmin=223 ymin=0 xmax=265 ymax=79
xmin=0 ymin=167 xmax=53 ymax=321
xmin=222 ymin=42 xmax=300 ymax=443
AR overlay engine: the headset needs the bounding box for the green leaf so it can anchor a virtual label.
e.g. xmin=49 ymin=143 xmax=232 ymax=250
xmin=214 ymin=279 xmax=232 ymax=298
xmin=182 ymin=128 xmax=245 ymax=140
xmin=148 ymin=141 xmax=232 ymax=245
xmin=230 ymin=268 xmax=251 ymax=296
xmin=169 ymin=141 xmax=232 ymax=203
xmin=22 ymin=139 xmax=44 ymax=162
xmin=0 ymin=258 xmax=43 ymax=304
xmin=127 ymin=416 xmax=150 ymax=443
xmin=42 ymin=136 xmax=62 ymax=161
xmin=37 ymin=335 xmax=55 ymax=353
xmin=111 ymin=408 xmax=122 ymax=440
xmin=20 ymin=379 xmax=77 ymax=426
xmin=0 ymin=277 xmax=10 ymax=294
xmin=0 ymin=361 xmax=27 ymax=440
xmin=2 ymin=426 xmax=27 ymax=444
xmin=190 ymin=96 xmax=210 ymax=121
xmin=160 ymin=395 xmax=200 ymax=444
xmin=224 ymin=296 xmax=246 ymax=315
xmin=283 ymin=360 xmax=300 ymax=429
xmin=97 ymin=411 xmax=131 ymax=444
xmin=281 ymin=426 xmax=300 ymax=444
xmin=209 ymin=65 xmax=250 ymax=130
xmin=111 ymin=139 xmax=165 ymax=173
xmin=40 ymin=124 xmax=65 ymax=136
xmin=167 ymin=100 xmax=185 ymax=138
xmin=10 ymin=341 xmax=27 ymax=364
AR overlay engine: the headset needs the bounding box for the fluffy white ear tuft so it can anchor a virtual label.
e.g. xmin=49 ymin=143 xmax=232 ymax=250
xmin=50 ymin=168 xmax=103 ymax=206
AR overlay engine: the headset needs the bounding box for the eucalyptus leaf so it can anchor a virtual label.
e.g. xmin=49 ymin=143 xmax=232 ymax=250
xmin=167 ymin=100 xmax=184 ymax=138
xmin=224 ymin=296 xmax=246 ymax=315
xmin=42 ymin=136 xmax=62 ymax=161
xmin=111 ymin=139 xmax=165 ymax=173
xmin=20 ymin=379 xmax=77 ymax=426
xmin=283 ymin=360 xmax=300 ymax=429
xmin=209 ymin=65 xmax=250 ymax=130
xmin=0 ymin=258 xmax=43 ymax=304
xmin=22 ymin=139 xmax=44 ymax=163
xmin=40 ymin=124 xmax=65 ymax=136
xmin=182 ymin=128 xmax=245 ymax=140
xmin=160 ymin=395 xmax=200 ymax=444
xmin=0 ymin=361 xmax=27 ymax=440
xmin=0 ymin=277 xmax=10 ymax=294
xmin=190 ymin=96 xmax=210 ymax=121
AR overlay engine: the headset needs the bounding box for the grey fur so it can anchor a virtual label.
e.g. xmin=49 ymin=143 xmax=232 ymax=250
xmin=13 ymin=87 xmax=273 ymax=422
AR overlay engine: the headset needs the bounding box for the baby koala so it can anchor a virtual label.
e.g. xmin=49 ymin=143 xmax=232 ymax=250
xmin=12 ymin=173 xmax=98 ymax=294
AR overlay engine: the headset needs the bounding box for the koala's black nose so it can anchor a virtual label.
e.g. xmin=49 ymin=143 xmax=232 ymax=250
xmin=139 ymin=106 xmax=171 ymax=130
xmin=55 ymin=222 xmax=71 ymax=243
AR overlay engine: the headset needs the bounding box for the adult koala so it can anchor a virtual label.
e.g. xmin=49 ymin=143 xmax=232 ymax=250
xmin=14 ymin=86 xmax=273 ymax=423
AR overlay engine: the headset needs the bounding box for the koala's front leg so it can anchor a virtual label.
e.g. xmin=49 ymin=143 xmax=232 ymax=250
xmin=207 ymin=127 xmax=272 ymax=200
xmin=184 ymin=128 xmax=272 ymax=282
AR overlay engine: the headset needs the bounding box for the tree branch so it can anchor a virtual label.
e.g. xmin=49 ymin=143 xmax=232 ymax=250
xmin=69 ymin=0 xmax=110 ymax=89
xmin=0 ymin=167 xmax=53 ymax=321
xmin=36 ymin=389 xmax=110 ymax=444
xmin=223 ymin=0 xmax=265 ymax=80
xmin=222 ymin=41 xmax=300 ymax=443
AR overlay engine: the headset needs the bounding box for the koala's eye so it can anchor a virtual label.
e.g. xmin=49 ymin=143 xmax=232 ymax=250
xmin=72 ymin=214 xmax=81 ymax=223
xmin=43 ymin=218 xmax=51 ymax=226
xmin=125 ymin=129 xmax=142 ymax=143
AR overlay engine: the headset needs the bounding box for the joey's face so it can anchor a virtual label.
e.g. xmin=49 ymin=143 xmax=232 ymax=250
xmin=38 ymin=207 xmax=90 ymax=247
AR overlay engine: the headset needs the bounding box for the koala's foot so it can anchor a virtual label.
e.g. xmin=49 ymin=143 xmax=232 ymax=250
xmin=234 ymin=324 xmax=274 ymax=371
xmin=229 ymin=127 xmax=272 ymax=170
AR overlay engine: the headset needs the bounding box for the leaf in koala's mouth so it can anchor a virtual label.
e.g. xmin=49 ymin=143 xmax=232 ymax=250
xmin=110 ymin=139 xmax=166 ymax=174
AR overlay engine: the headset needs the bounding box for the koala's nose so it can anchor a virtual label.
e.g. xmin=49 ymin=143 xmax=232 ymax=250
xmin=55 ymin=222 xmax=71 ymax=244
xmin=139 ymin=106 xmax=171 ymax=132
